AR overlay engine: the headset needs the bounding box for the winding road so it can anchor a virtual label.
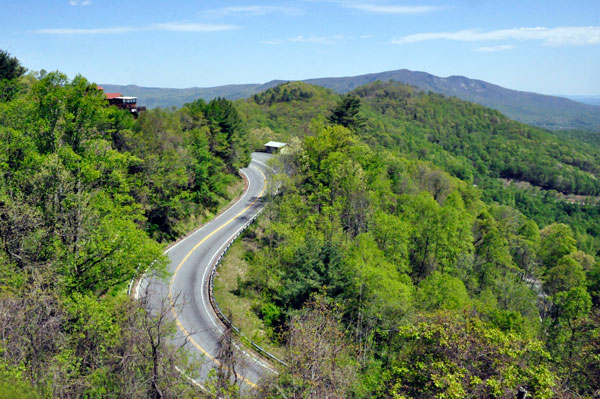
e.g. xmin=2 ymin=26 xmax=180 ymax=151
xmin=136 ymin=152 xmax=274 ymax=389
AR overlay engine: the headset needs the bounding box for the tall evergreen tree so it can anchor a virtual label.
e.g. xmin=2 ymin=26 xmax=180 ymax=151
xmin=0 ymin=50 xmax=26 ymax=81
xmin=328 ymin=94 xmax=366 ymax=131
xmin=0 ymin=50 xmax=27 ymax=102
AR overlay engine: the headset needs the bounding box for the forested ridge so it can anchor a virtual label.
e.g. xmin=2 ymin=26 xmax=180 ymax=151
xmin=223 ymin=81 xmax=600 ymax=398
xmin=1 ymin=49 xmax=600 ymax=399
xmin=239 ymin=81 xmax=600 ymax=255
xmin=101 ymin=68 xmax=600 ymax=132
xmin=0 ymin=51 xmax=249 ymax=397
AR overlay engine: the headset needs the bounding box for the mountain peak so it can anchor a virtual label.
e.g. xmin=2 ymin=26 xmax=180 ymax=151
xmin=102 ymin=69 xmax=600 ymax=131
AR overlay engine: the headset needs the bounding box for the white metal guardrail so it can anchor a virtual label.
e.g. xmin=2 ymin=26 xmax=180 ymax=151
xmin=207 ymin=204 xmax=289 ymax=368
xmin=128 ymin=159 xmax=287 ymax=388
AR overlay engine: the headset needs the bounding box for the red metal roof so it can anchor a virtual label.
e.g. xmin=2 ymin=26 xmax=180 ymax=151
xmin=105 ymin=92 xmax=122 ymax=100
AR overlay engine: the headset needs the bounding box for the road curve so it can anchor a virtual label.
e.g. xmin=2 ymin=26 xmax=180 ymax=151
xmin=137 ymin=152 xmax=273 ymax=388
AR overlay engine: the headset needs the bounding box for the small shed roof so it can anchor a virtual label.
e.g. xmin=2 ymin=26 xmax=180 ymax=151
xmin=265 ymin=141 xmax=287 ymax=148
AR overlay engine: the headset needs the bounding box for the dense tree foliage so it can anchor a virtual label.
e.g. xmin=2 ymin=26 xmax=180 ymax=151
xmin=0 ymin=54 xmax=249 ymax=396
xmin=237 ymin=82 xmax=338 ymax=149
xmin=382 ymin=313 xmax=557 ymax=399
xmin=240 ymin=82 xmax=600 ymax=255
xmin=0 ymin=50 xmax=26 ymax=80
xmin=352 ymin=81 xmax=600 ymax=196
xmin=224 ymin=81 xmax=600 ymax=397
xmin=0 ymin=50 xmax=26 ymax=102
xmin=252 ymin=82 xmax=315 ymax=106
xmin=3 ymin=55 xmax=600 ymax=397
xmin=327 ymin=94 xmax=366 ymax=131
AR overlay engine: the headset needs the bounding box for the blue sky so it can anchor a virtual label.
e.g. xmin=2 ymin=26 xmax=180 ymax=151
xmin=1 ymin=0 xmax=599 ymax=95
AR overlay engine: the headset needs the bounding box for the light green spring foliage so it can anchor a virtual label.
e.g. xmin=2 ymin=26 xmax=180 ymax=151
xmin=0 ymin=72 xmax=167 ymax=295
xmin=416 ymin=271 xmax=469 ymax=311
xmin=353 ymin=80 xmax=600 ymax=197
xmin=237 ymin=123 xmax=565 ymax=396
xmin=384 ymin=313 xmax=557 ymax=399
xmin=243 ymin=80 xmax=600 ymax=255
xmin=0 ymin=363 xmax=41 ymax=399
xmin=237 ymin=81 xmax=339 ymax=148
xmin=1 ymin=62 xmax=598 ymax=397
xmin=0 ymin=67 xmax=246 ymax=396
xmin=231 ymin=81 xmax=599 ymax=397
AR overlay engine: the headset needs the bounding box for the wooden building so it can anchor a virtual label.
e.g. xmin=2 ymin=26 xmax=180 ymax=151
xmin=98 ymin=87 xmax=146 ymax=117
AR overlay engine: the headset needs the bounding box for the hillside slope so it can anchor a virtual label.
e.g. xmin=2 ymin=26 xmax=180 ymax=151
xmin=103 ymin=69 xmax=600 ymax=130
xmin=566 ymin=95 xmax=600 ymax=106
xmin=239 ymin=81 xmax=600 ymax=197
xmin=225 ymin=81 xmax=600 ymax=398
xmin=100 ymin=81 xmax=282 ymax=109
xmin=237 ymin=81 xmax=600 ymax=253
xmin=305 ymin=69 xmax=600 ymax=131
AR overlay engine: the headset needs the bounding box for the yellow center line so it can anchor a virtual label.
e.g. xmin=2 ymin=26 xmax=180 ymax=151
xmin=168 ymin=165 xmax=267 ymax=389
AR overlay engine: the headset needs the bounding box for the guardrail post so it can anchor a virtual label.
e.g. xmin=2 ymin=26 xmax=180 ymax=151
xmin=208 ymin=203 xmax=289 ymax=368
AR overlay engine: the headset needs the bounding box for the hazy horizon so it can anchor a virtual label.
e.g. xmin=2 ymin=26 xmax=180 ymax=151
xmin=2 ymin=0 xmax=599 ymax=95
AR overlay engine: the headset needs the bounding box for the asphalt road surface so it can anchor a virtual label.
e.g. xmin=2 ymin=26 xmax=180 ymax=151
xmin=137 ymin=152 xmax=274 ymax=389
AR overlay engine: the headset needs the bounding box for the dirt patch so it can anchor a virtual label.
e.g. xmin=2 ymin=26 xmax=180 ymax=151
xmin=499 ymin=178 xmax=600 ymax=205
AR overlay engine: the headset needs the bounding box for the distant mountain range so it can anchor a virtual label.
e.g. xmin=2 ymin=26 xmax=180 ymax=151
xmin=563 ymin=95 xmax=600 ymax=107
xmin=102 ymin=69 xmax=600 ymax=131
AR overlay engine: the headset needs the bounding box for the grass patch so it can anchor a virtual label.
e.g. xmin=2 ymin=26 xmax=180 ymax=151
xmin=213 ymin=236 xmax=285 ymax=359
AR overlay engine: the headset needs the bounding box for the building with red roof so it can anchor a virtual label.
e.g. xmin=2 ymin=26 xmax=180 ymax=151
xmin=96 ymin=86 xmax=146 ymax=117
xmin=104 ymin=92 xmax=123 ymax=100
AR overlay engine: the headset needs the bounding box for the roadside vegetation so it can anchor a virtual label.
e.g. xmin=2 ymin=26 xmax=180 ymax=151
xmin=2 ymin=49 xmax=600 ymax=398
xmin=0 ymin=51 xmax=249 ymax=398
xmin=219 ymin=81 xmax=600 ymax=398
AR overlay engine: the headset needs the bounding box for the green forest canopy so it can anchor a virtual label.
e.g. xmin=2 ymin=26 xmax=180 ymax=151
xmin=0 ymin=53 xmax=599 ymax=398
xmin=0 ymin=61 xmax=249 ymax=397
xmin=230 ymin=81 xmax=600 ymax=398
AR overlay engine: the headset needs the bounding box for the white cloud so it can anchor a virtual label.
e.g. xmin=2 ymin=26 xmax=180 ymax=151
xmin=206 ymin=5 xmax=303 ymax=17
xmin=344 ymin=3 xmax=439 ymax=14
xmin=474 ymin=44 xmax=514 ymax=52
xmin=263 ymin=34 xmax=344 ymax=45
xmin=36 ymin=26 xmax=136 ymax=35
xmin=69 ymin=0 xmax=91 ymax=5
xmin=152 ymin=23 xmax=240 ymax=32
xmin=289 ymin=34 xmax=344 ymax=44
xmin=36 ymin=23 xmax=240 ymax=35
xmin=392 ymin=26 xmax=600 ymax=46
xmin=310 ymin=1 xmax=439 ymax=14
xmin=261 ymin=39 xmax=284 ymax=45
